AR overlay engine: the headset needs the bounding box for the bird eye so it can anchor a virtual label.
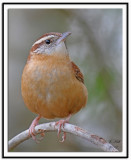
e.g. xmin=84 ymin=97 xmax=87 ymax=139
xmin=45 ymin=39 xmax=51 ymax=44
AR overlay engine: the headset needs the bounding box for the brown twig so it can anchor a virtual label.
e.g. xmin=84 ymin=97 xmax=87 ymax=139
xmin=8 ymin=122 xmax=118 ymax=152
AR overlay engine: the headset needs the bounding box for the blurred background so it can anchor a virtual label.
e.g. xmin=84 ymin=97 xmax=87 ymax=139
xmin=8 ymin=9 xmax=122 ymax=152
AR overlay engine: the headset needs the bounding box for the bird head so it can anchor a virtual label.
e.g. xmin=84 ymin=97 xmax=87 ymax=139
xmin=30 ymin=32 xmax=71 ymax=56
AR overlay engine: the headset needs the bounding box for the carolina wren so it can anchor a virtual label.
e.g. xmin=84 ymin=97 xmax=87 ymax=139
xmin=21 ymin=32 xmax=88 ymax=142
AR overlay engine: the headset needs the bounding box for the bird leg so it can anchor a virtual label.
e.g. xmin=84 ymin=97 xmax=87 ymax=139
xmin=29 ymin=114 xmax=44 ymax=143
xmin=55 ymin=114 xmax=71 ymax=142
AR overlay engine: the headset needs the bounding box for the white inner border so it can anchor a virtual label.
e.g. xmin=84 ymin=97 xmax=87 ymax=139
xmin=4 ymin=3 xmax=127 ymax=157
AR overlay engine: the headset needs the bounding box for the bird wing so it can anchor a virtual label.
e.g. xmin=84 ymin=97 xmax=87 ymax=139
xmin=71 ymin=61 xmax=84 ymax=84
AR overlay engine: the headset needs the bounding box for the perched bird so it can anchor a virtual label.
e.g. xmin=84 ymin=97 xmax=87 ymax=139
xmin=21 ymin=32 xmax=88 ymax=142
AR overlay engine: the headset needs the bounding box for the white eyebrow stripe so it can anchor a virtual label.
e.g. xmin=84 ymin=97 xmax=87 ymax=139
xmin=32 ymin=35 xmax=55 ymax=46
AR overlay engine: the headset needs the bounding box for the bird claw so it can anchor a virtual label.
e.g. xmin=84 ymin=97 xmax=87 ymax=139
xmin=55 ymin=120 xmax=67 ymax=142
xmin=28 ymin=115 xmax=44 ymax=143
xmin=59 ymin=132 xmax=66 ymax=143
xmin=29 ymin=126 xmax=45 ymax=143
xmin=55 ymin=114 xmax=71 ymax=142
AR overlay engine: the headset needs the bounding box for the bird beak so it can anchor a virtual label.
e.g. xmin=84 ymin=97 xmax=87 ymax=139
xmin=56 ymin=32 xmax=71 ymax=45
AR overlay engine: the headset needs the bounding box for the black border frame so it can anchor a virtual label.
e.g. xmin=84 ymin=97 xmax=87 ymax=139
xmin=2 ymin=2 xmax=128 ymax=158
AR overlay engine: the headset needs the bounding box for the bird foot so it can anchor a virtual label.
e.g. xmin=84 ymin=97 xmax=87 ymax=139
xmin=28 ymin=115 xmax=44 ymax=143
xmin=55 ymin=114 xmax=71 ymax=142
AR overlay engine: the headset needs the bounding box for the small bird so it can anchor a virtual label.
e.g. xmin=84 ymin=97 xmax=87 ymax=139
xmin=21 ymin=32 xmax=88 ymax=142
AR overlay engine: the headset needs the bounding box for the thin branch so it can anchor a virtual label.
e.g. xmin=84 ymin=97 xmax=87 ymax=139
xmin=8 ymin=122 xmax=118 ymax=152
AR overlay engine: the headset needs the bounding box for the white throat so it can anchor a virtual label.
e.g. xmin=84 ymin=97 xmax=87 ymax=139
xmin=54 ymin=42 xmax=68 ymax=55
